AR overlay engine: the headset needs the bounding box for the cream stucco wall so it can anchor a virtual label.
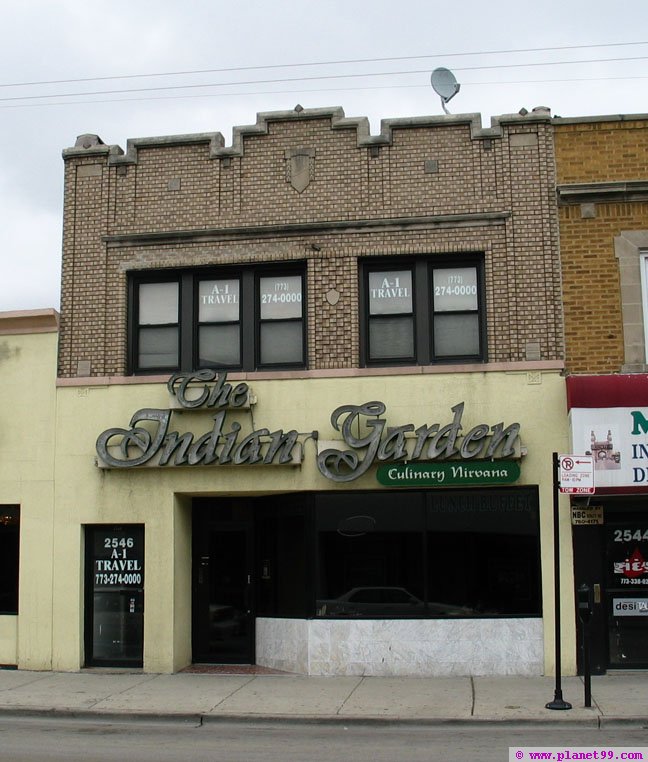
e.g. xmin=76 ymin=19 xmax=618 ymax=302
xmin=52 ymin=367 xmax=574 ymax=675
xmin=0 ymin=313 xmax=58 ymax=669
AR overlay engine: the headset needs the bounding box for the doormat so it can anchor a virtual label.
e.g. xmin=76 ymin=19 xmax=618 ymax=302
xmin=181 ymin=664 xmax=294 ymax=675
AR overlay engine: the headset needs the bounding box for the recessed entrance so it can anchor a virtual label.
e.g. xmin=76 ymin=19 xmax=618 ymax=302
xmin=192 ymin=504 xmax=254 ymax=664
xmin=573 ymin=501 xmax=648 ymax=672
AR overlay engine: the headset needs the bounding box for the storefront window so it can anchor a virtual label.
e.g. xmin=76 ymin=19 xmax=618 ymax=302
xmin=255 ymin=502 xmax=309 ymax=618
xmin=316 ymin=489 xmax=540 ymax=619
xmin=0 ymin=506 xmax=19 ymax=615
xmin=606 ymin=521 xmax=648 ymax=668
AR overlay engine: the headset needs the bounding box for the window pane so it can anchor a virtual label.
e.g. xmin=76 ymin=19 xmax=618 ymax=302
xmin=199 ymin=324 xmax=241 ymax=366
xmin=198 ymin=279 xmax=240 ymax=322
xmin=260 ymin=321 xmax=303 ymax=365
xmin=426 ymin=490 xmax=541 ymax=617
xmin=315 ymin=498 xmax=424 ymax=618
xmin=0 ymin=506 xmax=19 ymax=615
xmin=255 ymin=509 xmax=308 ymax=618
xmin=606 ymin=522 xmax=648 ymax=667
xmin=434 ymin=313 xmax=479 ymax=357
xmin=138 ymin=326 xmax=179 ymax=368
xmin=369 ymin=316 xmax=414 ymax=360
xmin=259 ymin=275 xmax=302 ymax=320
xmin=433 ymin=267 xmax=478 ymax=312
xmin=427 ymin=532 xmax=540 ymax=616
xmin=314 ymin=490 xmax=539 ymax=619
xmin=139 ymin=282 xmax=178 ymax=325
xmin=368 ymin=271 xmax=413 ymax=315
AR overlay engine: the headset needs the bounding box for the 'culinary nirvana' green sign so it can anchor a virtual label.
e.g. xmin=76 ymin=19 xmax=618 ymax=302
xmin=376 ymin=461 xmax=521 ymax=487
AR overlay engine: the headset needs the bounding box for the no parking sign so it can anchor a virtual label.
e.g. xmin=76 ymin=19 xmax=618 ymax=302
xmin=559 ymin=454 xmax=595 ymax=494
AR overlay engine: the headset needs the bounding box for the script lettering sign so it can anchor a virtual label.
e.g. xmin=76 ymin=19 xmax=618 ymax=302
xmin=95 ymin=372 xmax=521 ymax=482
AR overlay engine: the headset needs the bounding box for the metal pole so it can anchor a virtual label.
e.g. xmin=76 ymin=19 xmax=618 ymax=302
xmin=582 ymin=616 xmax=592 ymax=707
xmin=546 ymin=451 xmax=572 ymax=710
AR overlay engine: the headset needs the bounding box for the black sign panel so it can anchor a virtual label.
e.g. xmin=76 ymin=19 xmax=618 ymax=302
xmin=86 ymin=525 xmax=144 ymax=667
xmin=93 ymin=526 xmax=144 ymax=590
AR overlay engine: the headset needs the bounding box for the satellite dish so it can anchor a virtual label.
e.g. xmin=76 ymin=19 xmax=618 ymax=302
xmin=431 ymin=68 xmax=460 ymax=114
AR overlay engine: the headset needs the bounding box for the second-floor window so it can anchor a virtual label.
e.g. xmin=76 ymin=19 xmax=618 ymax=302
xmin=130 ymin=265 xmax=306 ymax=374
xmin=361 ymin=257 xmax=485 ymax=366
xmin=136 ymin=280 xmax=180 ymax=370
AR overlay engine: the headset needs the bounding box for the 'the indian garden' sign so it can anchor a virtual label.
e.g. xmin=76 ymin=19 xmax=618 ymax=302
xmin=95 ymin=371 xmax=521 ymax=483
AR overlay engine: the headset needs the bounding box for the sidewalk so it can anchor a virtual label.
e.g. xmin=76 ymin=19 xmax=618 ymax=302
xmin=0 ymin=669 xmax=645 ymax=726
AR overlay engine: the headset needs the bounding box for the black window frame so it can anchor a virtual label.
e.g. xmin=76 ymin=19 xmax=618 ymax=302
xmin=254 ymin=268 xmax=307 ymax=371
xmin=130 ymin=275 xmax=181 ymax=373
xmin=360 ymin=256 xmax=486 ymax=367
xmin=129 ymin=264 xmax=307 ymax=374
xmin=195 ymin=271 xmax=244 ymax=371
xmin=0 ymin=505 xmax=20 ymax=615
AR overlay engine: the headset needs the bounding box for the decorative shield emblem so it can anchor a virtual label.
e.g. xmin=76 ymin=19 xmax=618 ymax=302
xmin=285 ymin=148 xmax=315 ymax=193
xmin=326 ymin=288 xmax=340 ymax=306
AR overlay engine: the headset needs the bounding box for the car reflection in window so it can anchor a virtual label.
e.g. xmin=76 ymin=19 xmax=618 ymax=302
xmin=317 ymin=586 xmax=475 ymax=617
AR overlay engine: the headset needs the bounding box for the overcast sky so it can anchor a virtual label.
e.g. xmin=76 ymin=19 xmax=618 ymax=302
xmin=2 ymin=0 xmax=647 ymax=312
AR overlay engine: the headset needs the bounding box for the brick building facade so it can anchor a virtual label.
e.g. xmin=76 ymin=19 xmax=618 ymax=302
xmin=60 ymin=106 xmax=563 ymax=380
xmin=5 ymin=106 xmax=572 ymax=677
xmin=555 ymin=115 xmax=648 ymax=374
xmin=555 ymin=114 xmax=648 ymax=673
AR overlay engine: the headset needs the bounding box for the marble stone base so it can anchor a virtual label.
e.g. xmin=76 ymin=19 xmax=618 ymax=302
xmin=256 ymin=617 xmax=543 ymax=676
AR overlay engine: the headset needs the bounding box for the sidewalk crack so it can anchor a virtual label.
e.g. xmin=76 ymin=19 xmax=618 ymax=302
xmin=470 ymin=676 xmax=476 ymax=716
xmin=87 ymin=673 xmax=158 ymax=709
xmin=578 ymin=675 xmax=603 ymax=715
xmin=208 ymin=675 xmax=256 ymax=712
xmin=337 ymin=676 xmax=365 ymax=715
xmin=0 ymin=674 xmax=52 ymax=693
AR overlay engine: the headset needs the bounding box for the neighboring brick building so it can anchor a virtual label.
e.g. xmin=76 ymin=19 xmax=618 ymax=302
xmin=555 ymin=114 xmax=648 ymax=674
xmin=555 ymin=116 xmax=648 ymax=374
xmin=27 ymin=106 xmax=572 ymax=677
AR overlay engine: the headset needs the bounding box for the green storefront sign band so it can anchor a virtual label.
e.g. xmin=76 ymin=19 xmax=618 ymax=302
xmin=376 ymin=461 xmax=521 ymax=487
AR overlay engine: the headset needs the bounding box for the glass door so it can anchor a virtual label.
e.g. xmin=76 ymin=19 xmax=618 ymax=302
xmin=193 ymin=515 xmax=254 ymax=664
xmin=85 ymin=525 xmax=144 ymax=667
xmin=606 ymin=521 xmax=648 ymax=668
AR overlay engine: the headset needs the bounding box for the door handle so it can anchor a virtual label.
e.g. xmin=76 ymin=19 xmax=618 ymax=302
xmin=593 ymin=583 xmax=601 ymax=604
xmin=199 ymin=555 xmax=209 ymax=584
xmin=244 ymin=574 xmax=252 ymax=613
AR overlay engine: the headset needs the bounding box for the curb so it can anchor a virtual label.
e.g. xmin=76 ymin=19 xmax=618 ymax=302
xmin=3 ymin=707 xmax=640 ymax=727
xmin=0 ymin=708 xmax=202 ymax=725
xmin=199 ymin=714 xmax=604 ymax=728
xmin=598 ymin=716 xmax=648 ymax=728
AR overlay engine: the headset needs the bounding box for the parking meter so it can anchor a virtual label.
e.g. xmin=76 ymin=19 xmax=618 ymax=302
xmin=577 ymin=583 xmax=593 ymax=623
xmin=577 ymin=583 xmax=594 ymax=707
